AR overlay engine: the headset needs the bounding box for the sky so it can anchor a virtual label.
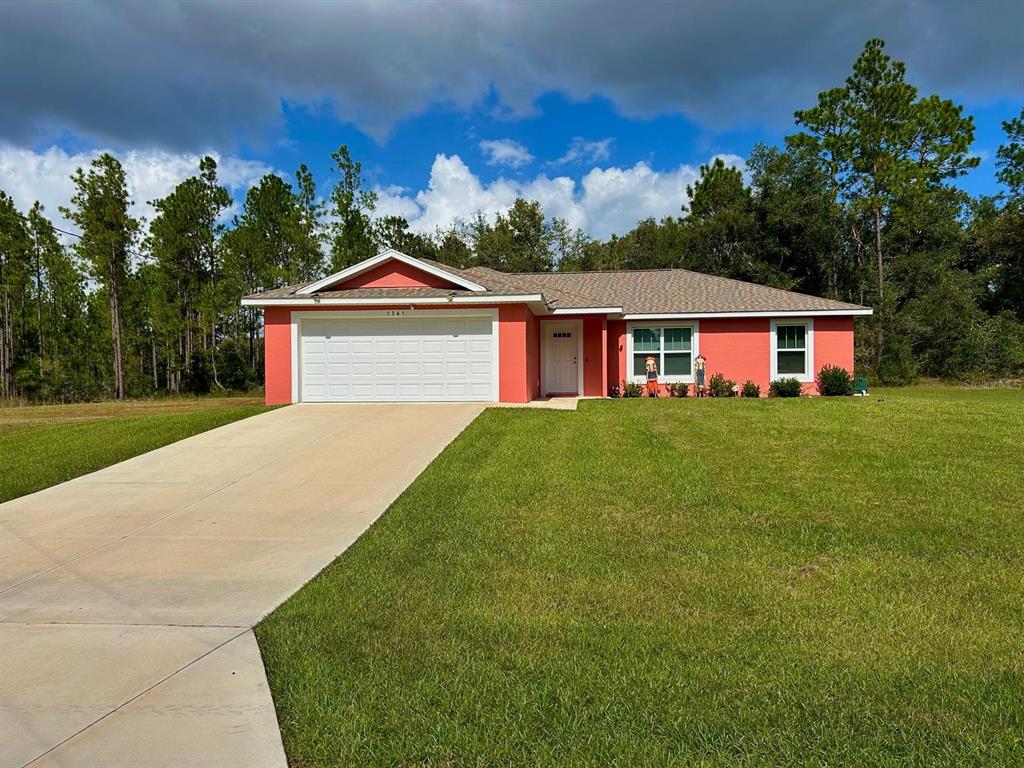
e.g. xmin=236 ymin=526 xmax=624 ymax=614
xmin=1 ymin=0 xmax=1022 ymax=241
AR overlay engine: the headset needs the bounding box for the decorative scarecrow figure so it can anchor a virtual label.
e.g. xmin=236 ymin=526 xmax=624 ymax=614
xmin=694 ymin=354 xmax=707 ymax=397
xmin=645 ymin=355 xmax=659 ymax=397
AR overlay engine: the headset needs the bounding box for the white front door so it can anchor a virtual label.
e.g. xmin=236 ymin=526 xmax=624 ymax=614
xmin=543 ymin=322 xmax=580 ymax=396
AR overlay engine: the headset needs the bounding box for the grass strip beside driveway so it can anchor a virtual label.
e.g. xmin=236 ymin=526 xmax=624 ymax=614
xmin=1 ymin=400 xmax=274 ymax=503
xmin=258 ymin=388 xmax=1024 ymax=767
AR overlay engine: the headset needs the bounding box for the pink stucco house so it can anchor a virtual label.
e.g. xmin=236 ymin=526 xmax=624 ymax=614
xmin=241 ymin=249 xmax=871 ymax=403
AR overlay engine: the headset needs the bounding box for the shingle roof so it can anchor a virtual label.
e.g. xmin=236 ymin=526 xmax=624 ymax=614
xmin=243 ymin=258 xmax=868 ymax=315
xmin=472 ymin=268 xmax=866 ymax=314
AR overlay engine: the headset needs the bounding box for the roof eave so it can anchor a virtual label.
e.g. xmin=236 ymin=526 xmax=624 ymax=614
xmin=240 ymin=294 xmax=545 ymax=307
xmin=621 ymin=308 xmax=873 ymax=319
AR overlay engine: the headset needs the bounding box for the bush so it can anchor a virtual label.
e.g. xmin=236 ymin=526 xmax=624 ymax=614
xmin=741 ymin=380 xmax=761 ymax=398
xmin=608 ymin=383 xmax=620 ymax=398
xmin=620 ymin=380 xmax=643 ymax=398
xmin=816 ymin=365 xmax=854 ymax=396
xmin=707 ymin=372 xmax=736 ymax=397
xmin=667 ymin=382 xmax=690 ymax=397
xmin=769 ymin=377 xmax=802 ymax=397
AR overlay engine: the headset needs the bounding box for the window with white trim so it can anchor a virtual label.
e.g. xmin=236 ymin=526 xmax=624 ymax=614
xmin=628 ymin=325 xmax=696 ymax=382
xmin=770 ymin=319 xmax=814 ymax=382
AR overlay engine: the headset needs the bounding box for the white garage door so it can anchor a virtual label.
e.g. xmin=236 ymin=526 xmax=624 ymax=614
xmin=299 ymin=314 xmax=496 ymax=402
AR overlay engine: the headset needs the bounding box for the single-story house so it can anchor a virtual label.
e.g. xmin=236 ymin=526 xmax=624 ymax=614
xmin=241 ymin=249 xmax=871 ymax=404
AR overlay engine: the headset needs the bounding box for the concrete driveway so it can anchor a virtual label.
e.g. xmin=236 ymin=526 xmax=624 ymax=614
xmin=0 ymin=403 xmax=483 ymax=768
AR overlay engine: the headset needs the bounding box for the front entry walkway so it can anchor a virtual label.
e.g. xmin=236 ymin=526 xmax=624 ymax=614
xmin=0 ymin=403 xmax=483 ymax=767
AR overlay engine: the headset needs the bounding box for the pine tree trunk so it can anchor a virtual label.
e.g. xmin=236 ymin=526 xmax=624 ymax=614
xmin=874 ymin=205 xmax=885 ymax=369
xmin=109 ymin=278 xmax=125 ymax=399
xmin=0 ymin=280 xmax=12 ymax=398
xmin=35 ymin=246 xmax=44 ymax=364
xmin=210 ymin=319 xmax=222 ymax=389
xmin=874 ymin=206 xmax=884 ymax=301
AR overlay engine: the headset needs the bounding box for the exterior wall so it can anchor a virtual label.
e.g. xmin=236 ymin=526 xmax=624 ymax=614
xmin=261 ymin=304 xmax=858 ymax=403
xmin=498 ymin=304 xmax=533 ymax=403
xmin=608 ymin=319 xmax=627 ymax=394
xmin=262 ymin=303 xmax=530 ymax=404
xmin=700 ymin=317 xmax=772 ymax=393
xmin=611 ymin=316 xmax=857 ymax=397
xmin=264 ymin=307 xmax=293 ymax=405
xmin=582 ymin=316 xmax=606 ymax=397
xmin=525 ymin=309 xmax=540 ymax=399
xmin=332 ymin=259 xmax=461 ymax=289
xmin=811 ymin=316 xmax=855 ymax=393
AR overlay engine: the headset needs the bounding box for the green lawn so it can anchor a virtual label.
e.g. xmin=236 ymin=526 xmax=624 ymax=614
xmin=257 ymin=387 xmax=1024 ymax=767
xmin=0 ymin=397 xmax=273 ymax=503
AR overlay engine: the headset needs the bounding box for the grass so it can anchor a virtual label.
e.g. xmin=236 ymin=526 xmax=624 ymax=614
xmin=257 ymin=387 xmax=1024 ymax=767
xmin=0 ymin=396 xmax=273 ymax=503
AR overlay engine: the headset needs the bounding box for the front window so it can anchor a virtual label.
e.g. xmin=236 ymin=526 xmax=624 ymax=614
xmin=771 ymin=320 xmax=813 ymax=381
xmin=630 ymin=326 xmax=694 ymax=381
xmin=776 ymin=324 xmax=806 ymax=374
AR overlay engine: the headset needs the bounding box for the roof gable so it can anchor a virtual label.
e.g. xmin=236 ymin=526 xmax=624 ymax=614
xmin=297 ymin=249 xmax=487 ymax=294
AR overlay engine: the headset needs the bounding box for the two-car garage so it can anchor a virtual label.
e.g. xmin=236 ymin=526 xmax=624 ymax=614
xmin=297 ymin=312 xmax=498 ymax=402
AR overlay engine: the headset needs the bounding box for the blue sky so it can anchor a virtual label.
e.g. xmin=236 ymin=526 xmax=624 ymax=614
xmin=1 ymin=1 xmax=1022 ymax=240
xmin=274 ymin=91 xmax=1020 ymax=200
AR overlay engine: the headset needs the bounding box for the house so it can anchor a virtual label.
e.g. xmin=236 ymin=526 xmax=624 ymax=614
xmin=241 ymin=249 xmax=871 ymax=403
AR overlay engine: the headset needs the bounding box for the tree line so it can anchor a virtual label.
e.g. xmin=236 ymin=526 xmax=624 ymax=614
xmin=1 ymin=39 xmax=1022 ymax=401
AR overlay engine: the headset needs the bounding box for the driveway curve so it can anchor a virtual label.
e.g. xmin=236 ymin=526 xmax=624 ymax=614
xmin=0 ymin=403 xmax=483 ymax=767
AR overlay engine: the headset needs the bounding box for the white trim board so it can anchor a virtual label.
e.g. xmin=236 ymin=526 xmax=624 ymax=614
xmin=242 ymin=294 xmax=543 ymax=307
xmin=622 ymin=309 xmax=871 ymax=320
xmin=289 ymin=308 xmax=499 ymax=403
xmin=549 ymin=306 xmax=623 ymax=315
xmin=297 ymin=249 xmax=487 ymax=294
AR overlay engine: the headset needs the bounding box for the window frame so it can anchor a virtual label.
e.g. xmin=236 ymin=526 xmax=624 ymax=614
xmin=626 ymin=321 xmax=699 ymax=384
xmin=770 ymin=318 xmax=814 ymax=383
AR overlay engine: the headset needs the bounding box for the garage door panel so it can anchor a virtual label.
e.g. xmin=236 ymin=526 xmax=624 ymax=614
xmin=300 ymin=314 xmax=495 ymax=402
xmin=398 ymin=361 xmax=420 ymax=376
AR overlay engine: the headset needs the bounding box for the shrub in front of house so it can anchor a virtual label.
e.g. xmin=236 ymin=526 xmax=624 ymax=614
xmin=668 ymin=382 xmax=689 ymax=397
xmin=620 ymin=380 xmax=643 ymax=398
xmin=707 ymin=372 xmax=736 ymax=397
xmin=608 ymin=383 xmax=620 ymax=398
xmin=769 ymin=377 xmax=802 ymax=397
xmin=816 ymin=365 xmax=855 ymax=396
xmin=741 ymin=380 xmax=761 ymax=398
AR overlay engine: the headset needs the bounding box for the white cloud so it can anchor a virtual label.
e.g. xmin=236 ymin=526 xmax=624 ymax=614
xmin=2 ymin=144 xmax=748 ymax=247
xmin=375 ymin=152 xmax=747 ymax=240
xmin=479 ymin=139 xmax=534 ymax=168
xmin=0 ymin=144 xmax=273 ymax=236
xmin=552 ymin=137 xmax=613 ymax=166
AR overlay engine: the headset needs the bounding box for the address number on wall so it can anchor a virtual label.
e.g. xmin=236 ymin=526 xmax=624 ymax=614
xmin=384 ymin=310 xmax=408 ymax=316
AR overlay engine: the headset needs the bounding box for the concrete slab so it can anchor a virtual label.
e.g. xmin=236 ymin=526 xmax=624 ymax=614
xmin=0 ymin=623 xmax=241 ymax=768
xmin=488 ymin=397 xmax=580 ymax=410
xmin=28 ymin=631 xmax=286 ymax=768
xmin=0 ymin=402 xmax=483 ymax=767
xmin=0 ymin=534 xmax=119 ymax=591
xmin=0 ymin=535 xmax=334 ymax=626
xmin=0 ymin=481 xmax=223 ymax=536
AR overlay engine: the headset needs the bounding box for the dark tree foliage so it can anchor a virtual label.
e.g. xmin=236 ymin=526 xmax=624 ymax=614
xmin=0 ymin=41 xmax=1021 ymax=401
